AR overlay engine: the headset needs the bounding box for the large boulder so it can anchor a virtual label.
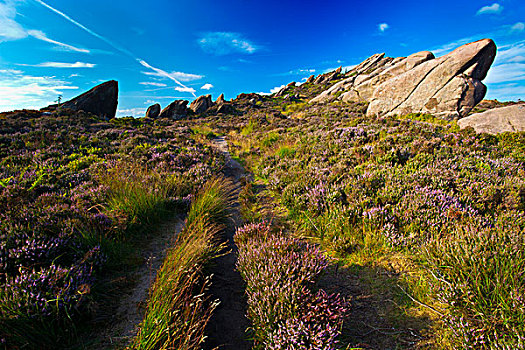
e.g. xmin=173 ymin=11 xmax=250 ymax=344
xmin=368 ymin=39 xmax=496 ymax=119
xmin=310 ymin=51 xmax=434 ymax=104
xmin=158 ymin=100 xmax=188 ymax=119
xmin=145 ymin=103 xmax=161 ymax=119
xmin=190 ymin=95 xmax=214 ymax=114
xmin=59 ymin=80 xmax=118 ymax=119
xmin=458 ymin=103 xmax=525 ymax=134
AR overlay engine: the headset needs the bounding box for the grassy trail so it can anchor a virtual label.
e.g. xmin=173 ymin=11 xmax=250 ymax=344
xmin=202 ymin=136 xmax=251 ymax=350
xmin=98 ymin=217 xmax=185 ymax=348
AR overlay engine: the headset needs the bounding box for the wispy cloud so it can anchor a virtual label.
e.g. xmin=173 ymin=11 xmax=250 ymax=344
xmin=139 ymin=82 xmax=167 ymax=87
xmin=485 ymin=41 xmax=525 ymax=100
xmin=175 ymin=86 xmax=196 ymax=94
xmin=432 ymin=39 xmax=472 ymax=56
xmin=19 ymin=61 xmax=96 ymax=68
xmin=27 ymin=30 xmax=90 ymax=53
xmin=378 ymin=23 xmax=389 ymax=32
xmin=34 ymin=0 xmax=199 ymax=96
xmin=277 ymin=68 xmax=316 ymax=76
xmin=137 ymin=60 xmax=198 ymax=96
xmin=198 ymin=32 xmax=258 ymax=55
xmin=0 ymin=69 xmax=78 ymax=112
xmin=201 ymin=83 xmax=213 ymax=90
xmin=476 ymin=3 xmax=503 ymax=15
xmin=142 ymin=70 xmax=203 ymax=82
xmin=485 ymin=63 xmax=525 ymax=84
xmin=117 ymin=107 xmax=146 ymax=117
xmin=486 ymin=83 xmax=525 ymax=101
xmin=511 ymin=22 xmax=525 ymax=33
xmin=0 ymin=1 xmax=26 ymax=42
xmin=0 ymin=1 xmax=91 ymax=53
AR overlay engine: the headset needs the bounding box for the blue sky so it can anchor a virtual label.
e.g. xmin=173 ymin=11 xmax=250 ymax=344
xmin=0 ymin=0 xmax=523 ymax=116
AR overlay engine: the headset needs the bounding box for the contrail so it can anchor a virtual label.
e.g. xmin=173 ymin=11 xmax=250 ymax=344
xmin=33 ymin=0 xmax=196 ymax=97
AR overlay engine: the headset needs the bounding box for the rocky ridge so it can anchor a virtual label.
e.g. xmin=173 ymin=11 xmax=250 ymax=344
xmin=311 ymin=39 xmax=497 ymax=120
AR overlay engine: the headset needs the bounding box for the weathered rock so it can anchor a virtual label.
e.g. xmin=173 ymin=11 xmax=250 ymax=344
xmin=314 ymin=68 xmax=343 ymax=85
xmin=368 ymin=39 xmax=496 ymax=119
xmin=306 ymin=75 xmax=315 ymax=83
xmin=458 ymin=103 xmax=525 ymax=134
xmin=235 ymin=93 xmax=262 ymax=103
xmin=145 ymin=103 xmax=161 ymax=119
xmin=216 ymin=94 xmax=226 ymax=104
xmin=311 ymin=51 xmax=434 ymax=104
xmin=274 ymin=85 xmax=288 ymax=97
xmin=190 ymin=95 xmax=214 ymax=114
xmin=59 ymin=80 xmax=118 ymax=119
xmin=158 ymin=100 xmax=188 ymax=119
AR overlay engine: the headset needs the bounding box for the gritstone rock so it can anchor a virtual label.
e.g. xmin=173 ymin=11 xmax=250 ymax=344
xmin=458 ymin=103 xmax=525 ymax=134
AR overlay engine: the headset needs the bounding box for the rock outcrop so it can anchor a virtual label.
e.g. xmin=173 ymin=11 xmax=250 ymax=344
xmin=216 ymin=94 xmax=226 ymax=104
xmin=458 ymin=103 xmax=525 ymax=134
xmin=145 ymin=103 xmax=161 ymax=119
xmin=367 ymin=39 xmax=496 ymax=119
xmin=59 ymin=80 xmax=118 ymax=119
xmin=190 ymin=95 xmax=214 ymax=114
xmin=311 ymin=52 xmax=434 ymax=104
xmin=310 ymin=39 xmax=497 ymax=120
xmin=158 ymin=100 xmax=188 ymax=119
xmin=313 ymin=67 xmax=343 ymax=85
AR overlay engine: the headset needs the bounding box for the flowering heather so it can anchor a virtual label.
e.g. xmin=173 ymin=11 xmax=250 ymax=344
xmin=0 ymin=110 xmax=225 ymax=347
xmin=235 ymin=222 xmax=347 ymax=349
xmin=229 ymin=103 xmax=525 ymax=347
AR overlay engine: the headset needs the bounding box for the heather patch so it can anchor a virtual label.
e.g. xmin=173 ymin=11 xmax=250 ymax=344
xmin=0 ymin=110 xmax=224 ymax=347
xmin=235 ymin=222 xmax=348 ymax=349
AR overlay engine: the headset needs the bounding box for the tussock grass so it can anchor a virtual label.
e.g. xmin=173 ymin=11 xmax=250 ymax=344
xmin=130 ymin=177 xmax=233 ymax=350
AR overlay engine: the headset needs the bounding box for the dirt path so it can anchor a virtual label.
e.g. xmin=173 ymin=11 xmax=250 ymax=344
xmin=203 ymin=136 xmax=251 ymax=350
xmin=94 ymin=216 xmax=184 ymax=349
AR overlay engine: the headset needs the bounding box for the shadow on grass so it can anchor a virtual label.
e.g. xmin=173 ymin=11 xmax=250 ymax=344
xmin=318 ymin=262 xmax=434 ymax=350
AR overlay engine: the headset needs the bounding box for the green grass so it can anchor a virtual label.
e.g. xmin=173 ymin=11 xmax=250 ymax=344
xmin=130 ymin=177 xmax=233 ymax=350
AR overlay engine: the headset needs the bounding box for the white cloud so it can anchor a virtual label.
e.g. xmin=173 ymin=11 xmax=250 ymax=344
xmin=378 ymin=23 xmax=389 ymax=32
xmin=431 ymin=37 xmax=475 ymax=56
xmin=486 ymin=63 xmax=525 ymax=84
xmin=198 ymin=32 xmax=258 ymax=55
xmin=201 ymin=83 xmax=213 ymax=90
xmin=508 ymin=55 xmax=525 ymax=63
xmin=496 ymin=41 xmax=525 ymax=62
xmin=486 ymin=83 xmax=525 ymax=101
xmin=0 ymin=2 xmax=91 ymax=53
xmin=0 ymin=1 xmax=27 ymax=42
xmin=476 ymin=3 xmax=503 ymax=15
xmin=279 ymin=68 xmax=316 ymax=76
xmin=0 ymin=69 xmax=23 ymax=74
xmin=0 ymin=69 xmax=78 ymax=112
xmin=484 ymin=41 xmax=525 ymax=100
xmin=32 ymin=0 xmax=198 ymax=98
xmin=142 ymin=70 xmax=203 ymax=82
xmin=140 ymin=82 xmax=167 ymax=87
xmin=20 ymin=61 xmax=96 ymax=68
xmin=270 ymin=85 xmax=285 ymax=94
xmin=175 ymin=86 xmax=196 ymax=93
xmin=511 ymin=22 xmax=525 ymax=33
xmin=117 ymin=107 xmax=146 ymax=117
xmin=27 ymin=30 xmax=90 ymax=53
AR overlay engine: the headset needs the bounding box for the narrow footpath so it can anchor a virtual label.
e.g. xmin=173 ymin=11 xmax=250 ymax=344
xmin=203 ymin=136 xmax=251 ymax=350
xmin=89 ymin=216 xmax=185 ymax=349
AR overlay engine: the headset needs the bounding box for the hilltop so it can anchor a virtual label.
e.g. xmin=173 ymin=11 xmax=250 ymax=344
xmin=1 ymin=38 xmax=524 ymax=350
